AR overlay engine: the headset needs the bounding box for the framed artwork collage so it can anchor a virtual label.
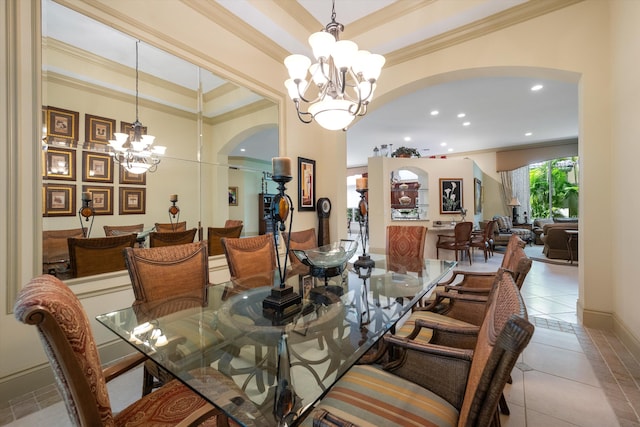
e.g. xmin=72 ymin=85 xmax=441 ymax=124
xmin=42 ymin=106 xmax=147 ymax=217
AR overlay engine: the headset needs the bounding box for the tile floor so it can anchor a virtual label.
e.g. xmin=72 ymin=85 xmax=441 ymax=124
xmin=2 ymin=246 xmax=639 ymax=426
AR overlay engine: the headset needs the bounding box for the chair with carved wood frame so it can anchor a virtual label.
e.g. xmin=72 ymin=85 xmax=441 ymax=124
xmin=149 ymin=228 xmax=198 ymax=248
xmin=286 ymin=228 xmax=317 ymax=275
xmin=67 ymin=234 xmax=137 ymax=278
xmin=386 ymin=225 xmax=427 ymax=276
xmin=436 ymin=221 xmax=473 ymax=265
xmin=470 ymin=219 xmax=496 ymax=262
xmin=14 ymin=274 xmax=226 ymax=427
xmin=207 ymin=225 xmax=243 ymax=256
xmin=306 ymin=269 xmax=533 ymax=427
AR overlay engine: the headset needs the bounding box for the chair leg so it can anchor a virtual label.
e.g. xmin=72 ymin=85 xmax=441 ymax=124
xmin=499 ymin=392 xmax=510 ymax=415
xmin=142 ymin=365 xmax=155 ymax=396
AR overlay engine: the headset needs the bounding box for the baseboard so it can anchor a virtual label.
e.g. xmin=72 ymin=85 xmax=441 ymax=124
xmin=0 ymin=340 xmax=134 ymax=403
xmin=581 ymin=306 xmax=640 ymax=362
xmin=613 ymin=316 xmax=640 ymax=362
xmin=581 ymin=307 xmax=614 ymax=329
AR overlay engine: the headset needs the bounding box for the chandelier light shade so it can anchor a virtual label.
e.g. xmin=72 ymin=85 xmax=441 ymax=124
xmin=109 ymin=41 xmax=165 ymax=174
xmin=284 ymin=0 xmax=385 ymax=131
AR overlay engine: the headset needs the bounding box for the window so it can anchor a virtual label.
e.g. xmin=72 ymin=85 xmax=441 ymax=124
xmin=530 ymin=157 xmax=579 ymax=219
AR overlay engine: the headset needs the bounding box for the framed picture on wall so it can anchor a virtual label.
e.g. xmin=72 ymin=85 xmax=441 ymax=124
xmin=43 ymin=147 xmax=76 ymax=180
xmin=440 ymin=178 xmax=463 ymax=214
xmin=82 ymin=185 xmax=113 ymax=215
xmin=119 ymin=165 xmax=146 ymax=185
xmin=228 ymin=186 xmax=238 ymax=206
xmin=82 ymin=151 xmax=114 ymax=183
xmin=120 ymin=121 xmax=147 ymax=141
xmin=44 ymin=106 xmax=79 ymax=140
xmin=298 ymin=157 xmax=316 ymax=211
xmin=119 ymin=187 xmax=146 ymax=215
xmin=474 ymin=178 xmax=482 ymax=214
xmin=43 ymin=183 xmax=76 ymax=217
xmin=85 ymin=114 xmax=116 ymax=144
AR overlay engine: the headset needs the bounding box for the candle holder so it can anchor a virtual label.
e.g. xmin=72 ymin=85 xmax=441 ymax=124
xmin=354 ymin=188 xmax=375 ymax=274
xmin=168 ymin=195 xmax=180 ymax=230
xmin=78 ymin=193 xmax=95 ymax=238
xmin=262 ymin=170 xmax=302 ymax=317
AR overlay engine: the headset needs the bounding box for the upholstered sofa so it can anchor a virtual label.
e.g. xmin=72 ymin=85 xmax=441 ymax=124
xmin=532 ymin=218 xmax=554 ymax=245
xmin=541 ymin=222 xmax=578 ymax=259
xmin=481 ymin=216 xmax=532 ymax=248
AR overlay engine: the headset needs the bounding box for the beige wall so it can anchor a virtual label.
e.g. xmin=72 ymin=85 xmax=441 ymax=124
xmin=2 ymin=0 xmax=639 ymax=402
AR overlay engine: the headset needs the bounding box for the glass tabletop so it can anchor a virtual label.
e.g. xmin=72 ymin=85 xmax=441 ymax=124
xmin=96 ymin=251 xmax=455 ymax=426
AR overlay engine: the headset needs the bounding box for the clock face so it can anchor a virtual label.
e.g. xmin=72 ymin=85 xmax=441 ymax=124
xmin=317 ymin=198 xmax=331 ymax=217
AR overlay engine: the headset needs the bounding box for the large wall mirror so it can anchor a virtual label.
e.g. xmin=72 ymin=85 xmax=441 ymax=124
xmin=41 ymin=0 xmax=278 ymax=279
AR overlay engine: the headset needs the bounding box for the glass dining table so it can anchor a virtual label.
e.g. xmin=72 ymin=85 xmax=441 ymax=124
xmin=96 ymin=249 xmax=455 ymax=426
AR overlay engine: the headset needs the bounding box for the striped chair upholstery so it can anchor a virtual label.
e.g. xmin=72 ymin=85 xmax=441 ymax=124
xmin=305 ymin=269 xmax=533 ymax=427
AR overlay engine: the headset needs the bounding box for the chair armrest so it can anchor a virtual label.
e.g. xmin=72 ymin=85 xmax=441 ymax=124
xmin=443 ymin=284 xmax=492 ymax=295
xmin=437 ymin=270 xmax=496 ymax=287
xmin=103 ymin=352 xmax=147 ymax=383
xmin=313 ymin=409 xmax=359 ymax=427
xmin=382 ymin=336 xmax=473 ymax=408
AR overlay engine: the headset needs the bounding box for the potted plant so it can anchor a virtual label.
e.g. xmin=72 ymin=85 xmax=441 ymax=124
xmin=391 ymin=147 xmax=421 ymax=158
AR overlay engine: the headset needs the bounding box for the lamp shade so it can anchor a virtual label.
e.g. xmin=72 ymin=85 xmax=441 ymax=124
xmin=508 ymin=197 xmax=521 ymax=207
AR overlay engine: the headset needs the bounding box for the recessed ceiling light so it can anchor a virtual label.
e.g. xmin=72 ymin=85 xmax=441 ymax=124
xmin=457 ymin=113 xmax=466 ymax=118
xmin=525 ymin=132 xmax=532 ymax=136
xmin=463 ymin=122 xmax=470 ymax=126
xmin=404 ymin=136 xmax=411 ymax=142
xmin=240 ymin=148 xmax=246 ymax=152
xmin=531 ymin=84 xmax=543 ymax=91
xmin=430 ymin=110 xmax=439 ymax=116
xmin=440 ymin=142 xmax=447 ymax=147
xmin=448 ymin=148 xmax=454 ymax=152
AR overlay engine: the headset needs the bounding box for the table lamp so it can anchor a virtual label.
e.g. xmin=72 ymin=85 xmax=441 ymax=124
xmin=508 ymin=197 xmax=521 ymax=223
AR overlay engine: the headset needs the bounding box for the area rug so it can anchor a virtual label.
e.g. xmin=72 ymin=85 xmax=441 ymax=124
xmin=495 ymin=245 xmax=578 ymax=267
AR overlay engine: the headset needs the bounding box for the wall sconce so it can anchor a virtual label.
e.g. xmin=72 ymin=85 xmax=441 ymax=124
xmin=78 ymin=191 xmax=95 ymax=238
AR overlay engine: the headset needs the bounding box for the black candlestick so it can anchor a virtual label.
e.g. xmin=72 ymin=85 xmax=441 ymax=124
xmin=354 ymin=188 xmax=375 ymax=273
xmin=78 ymin=196 xmax=94 ymax=238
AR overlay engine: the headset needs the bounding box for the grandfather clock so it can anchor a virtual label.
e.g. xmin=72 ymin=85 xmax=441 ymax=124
xmin=317 ymin=197 xmax=331 ymax=246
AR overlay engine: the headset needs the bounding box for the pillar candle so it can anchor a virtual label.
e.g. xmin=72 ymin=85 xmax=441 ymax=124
xmin=272 ymin=157 xmax=292 ymax=177
xmin=356 ymin=177 xmax=368 ymax=190
xmin=169 ymin=194 xmax=178 ymax=202
xmin=82 ymin=191 xmax=92 ymax=201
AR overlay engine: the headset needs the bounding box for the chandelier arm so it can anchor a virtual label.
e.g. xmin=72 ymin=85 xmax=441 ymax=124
xmin=295 ymin=104 xmax=314 ymax=124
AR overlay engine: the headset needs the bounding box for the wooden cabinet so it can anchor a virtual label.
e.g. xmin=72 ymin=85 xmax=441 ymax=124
xmin=259 ymin=193 xmax=275 ymax=235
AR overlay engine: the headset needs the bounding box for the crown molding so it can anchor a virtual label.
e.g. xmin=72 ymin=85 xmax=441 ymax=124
xmin=385 ymin=0 xmax=583 ymax=67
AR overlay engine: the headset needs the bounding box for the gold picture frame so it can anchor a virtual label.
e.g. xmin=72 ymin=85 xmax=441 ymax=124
xmin=228 ymin=186 xmax=238 ymax=206
xmin=82 ymin=185 xmax=113 ymax=215
xmin=43 ymin=147 xmax=76 ymax=181
xmin=119 ymin=187 xmax=146 ymax=215
xmin=82 ymin=151 xmax=114 ymax=183
xmin=119 ymin=165 xmax=147 ymax=185
xmin=43 ymin=183 xmax=76 ymax=217
xmin=44 ymin=106 xmax=79 ymax=140
xmin=85 ymin=114 xmax=116 ymax=144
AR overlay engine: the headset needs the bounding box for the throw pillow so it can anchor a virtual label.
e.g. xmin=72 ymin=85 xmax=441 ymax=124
xmin=495 ymin=216 xmax=510 ymax=232
xmin=505 ymin=216 xmax=513 ymax=230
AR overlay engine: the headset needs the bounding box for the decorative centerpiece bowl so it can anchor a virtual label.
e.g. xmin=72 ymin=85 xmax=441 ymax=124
xmin=292 ymin=240 xmax=358 ymax=279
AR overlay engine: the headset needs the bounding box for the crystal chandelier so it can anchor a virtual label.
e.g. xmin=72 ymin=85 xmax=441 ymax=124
xmin=109 ymin=41 xmax=165 ymax=174
xmin=284 ymin=0 xmax=385 ymax=131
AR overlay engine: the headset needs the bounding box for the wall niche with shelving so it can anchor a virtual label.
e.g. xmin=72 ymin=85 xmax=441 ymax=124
xmin=390 ymin=169 xmax=428 ymax=220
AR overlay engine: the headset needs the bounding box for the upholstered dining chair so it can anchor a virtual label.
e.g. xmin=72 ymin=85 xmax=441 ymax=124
xmin=304 ymin=269 xmax=534 ymax=427
xmin=149 ymin=228 xmax=198 ymax=247
xmin=155 ymin=221 xmax=187 ymax=232
xmin=470 ymin=219 xmax=496 ymax=262
xmin=67 ymin=234 xmax=137 ymax=278
xmin=224 ymin=219 xmax=243 ymax=228
xmin=286 ymin=228 xmax=317 ymax=274
xmin=386 ymin=225 xmax=427 ymax=275
xmin=42 ymin=228 xmax=85 ymax=277
xmin=123 ymin=241 xmax=222 ymax=396
xmin=221 ymin=234 xmax=277 ymax=285
xmin=103 ymin=223 xmax=144 ymax=236
xmin=207 ymin=225 xmax=243 ymax=256
xmin=436 ymin=221 xmax=473 ymax=265
xmin=14 ymin=274 xmax=225 ymax=426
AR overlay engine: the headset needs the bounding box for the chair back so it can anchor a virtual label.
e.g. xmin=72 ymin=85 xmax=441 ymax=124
xmin=14 ymin=275 xmax=115 ymax=425
xmin=222 ymin=234 xmax=277 ymax=280
xmin=224 ymin=219 xmax=243 ymax=228
xmin=149 ymin=228 xmax=198 ymax=248
xmin=386 ymin=225 xmax=427 ymax=274
xmin=286 ymin=228 xmax=317 ymax=270
xmin=501 ymin=234 xmax=526 ymax=270
xmin=207 ymin=225 xmax=243 ymax=256
xmin=154 ymin=221 xmax=187 ymax=232
xmin=458 ymin=269 xmax=534 ymax=426
xmin=124 ymin=241 xmax=209 ymax=305
xmin=103 ymin=223 xmax=143 ymax=236
xmin=454 ymin=221 xmax=473 ymax=243
xmin=502 ymin=240 xmax=533 ymax=290
xmin=68 ymin=234 xmax=137 ymax=278
xmin=42 ymin=228 xmax=85 ymax=274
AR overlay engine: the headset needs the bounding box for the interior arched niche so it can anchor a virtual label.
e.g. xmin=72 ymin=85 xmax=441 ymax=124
xmin=41 ymin=0 xmax=278 ymax=280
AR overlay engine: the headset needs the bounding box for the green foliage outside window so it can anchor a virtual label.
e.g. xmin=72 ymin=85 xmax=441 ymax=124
xmin=529 ymin=157 xmax=579 ymax=219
